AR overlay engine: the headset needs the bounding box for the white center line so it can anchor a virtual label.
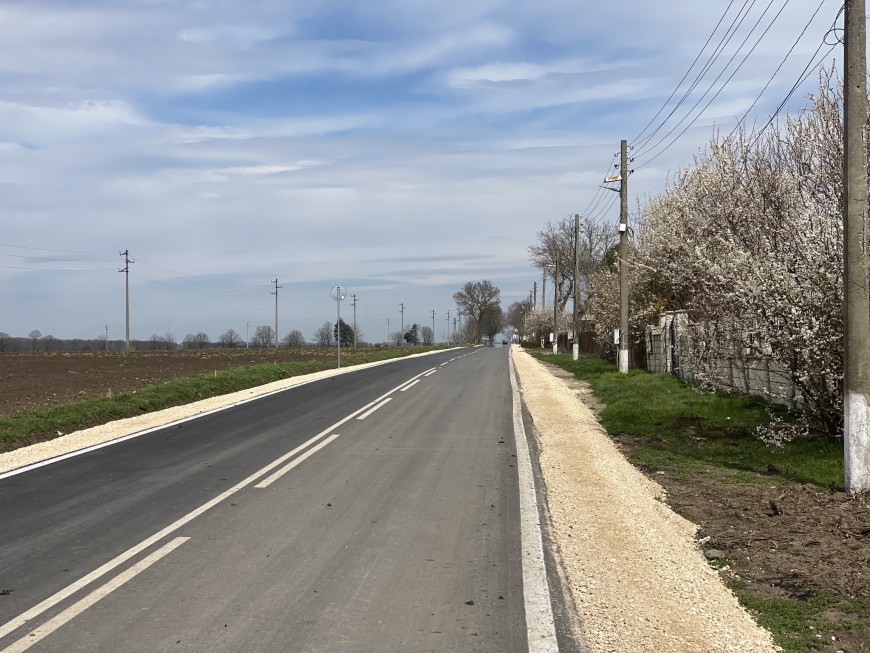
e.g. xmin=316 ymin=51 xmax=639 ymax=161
xmin=356 ymin=398 xmax=392 ymax=420
xmin=1 ymin=537 xmax=190 ymax=653
xmin=0 ymin=365 xmax=438 ymax=642
xmin=423 ymin=370 xmax=436 ymax=377
xmin=254 ymin=433 xmax=342 ymax=488
xmin=400 ymin=379 xmax=420 ymax=392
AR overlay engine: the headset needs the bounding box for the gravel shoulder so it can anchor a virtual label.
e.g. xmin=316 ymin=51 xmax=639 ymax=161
xmin=511 ymin=346 xmax=780 ymax=653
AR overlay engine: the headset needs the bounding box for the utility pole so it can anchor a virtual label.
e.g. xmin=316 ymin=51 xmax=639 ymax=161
xmin=352 ymin=294 xmax=358 ymax=348
xmin=431 ymin=309 xmax=436 ymax=345
xmin=387 ymin=318 xmax=390 ymax=344
xmin=446 ymin=310 xmax=450 ymax=344
xmin=271 ymin=279 xmax=281 ymax=349
xmin=245 ymin=321 xmax=250 ymax=349
xmin=618 ymin=138 xmax=630 ymax=373
xmin=553 ymin=257 xmax=559 ymax=354
xmin=533 ymin=281 xmax=537 ymax=310
xmin=400 ymin=303 xmax=404 ymax=347
xmin=118 ymin=250 xmax=132 ymax=352
xmin=541 ymin=270 xmax=546 ymax=309
xmin=844 ymin=0 xmax=870 ymax=494
xmin=105 ymin=324 xmax=109 ymax=352
xmin=573 ymin=213 xmax=580 ymax=361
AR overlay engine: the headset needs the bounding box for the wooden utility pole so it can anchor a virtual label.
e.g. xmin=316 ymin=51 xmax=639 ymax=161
xmin=431 ymin=309 xmax=436 ymax=345
xmin=573 ymin=213 xmax=581 ymax=360
xmin=119 ymin=250 xmax=132 ymax=352
xmin=618 ymin=139 xmax=630 ymax=373
xmin=400 ymin=303 xmax=404 ymax=347
xmin=843 ymin=0 xmax=870 ymax=493
xmin=271 ymin=279 xmax=281 ymax=349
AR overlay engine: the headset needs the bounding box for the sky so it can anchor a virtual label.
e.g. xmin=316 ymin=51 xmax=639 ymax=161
xmin=0 ymin=0 xmax=843 ymax=344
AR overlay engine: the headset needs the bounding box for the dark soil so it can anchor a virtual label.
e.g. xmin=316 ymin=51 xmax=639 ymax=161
xmin=637 ymin=462 xmax=870 ymax=652
xmin=0 ymin=349 xmax=344 ymax=418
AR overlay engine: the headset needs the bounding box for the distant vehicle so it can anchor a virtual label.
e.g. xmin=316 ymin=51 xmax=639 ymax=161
xmin=502 ymin=339 xmax=508 ymax=345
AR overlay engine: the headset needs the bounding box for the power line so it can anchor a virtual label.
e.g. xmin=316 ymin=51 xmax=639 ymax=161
xmin=635 ymin=0 xmax=792 ymax=168
xmin=745 ymin=7 xmax=842 ymax=144
xmin=633 ymin=0 xmax=760 ymax=153
xmin=631 ymin=0 xmax=741 ymax=145
xmin=728 ymin=0 xmax=831 ymax=137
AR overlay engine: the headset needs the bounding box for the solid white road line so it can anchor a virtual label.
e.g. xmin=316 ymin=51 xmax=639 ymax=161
xmin=1 ymin=537 xmax=190 ymax=653
xmin=399 ymin=379 xmax=420 ymax=392
xmin=356 ymin=398 xmax=393 ymax=420
xmin=0 ymin=366 xmax=436 ymax=642
xmin=509 ymin=348 xmax=559 ymax=653
xmin=254 ymin=433 xmax=342 ymax=488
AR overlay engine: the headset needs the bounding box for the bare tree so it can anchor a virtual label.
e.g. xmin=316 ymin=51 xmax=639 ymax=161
xmin=219 ymin=329 xmax=243 ymax=348
xmin=419 ymin=325 xmax=434 ymax=345
xmin=42 ymin=334 xmax=59 ymax=351
xmin=0 ymin=332 xmax=10 ymax=352
xmin=282 ymin=329 xmax=306 ymax=348
xmin=529 ymin=214 xmax=616 ymax=314
xmin=314 ymin=322 xmax=333 ymax=348
xmin=252 ymin=325 xmax=274 ymax=348
xmin=182 ymin=333 xmax=210 ymax=349
xmin=390 ymin=331 xmax=404 ymax=347
xmin=28 ymin=330 xmax=42 ymax=351
xmin=453 ymin=280 xmax=502 ymax=344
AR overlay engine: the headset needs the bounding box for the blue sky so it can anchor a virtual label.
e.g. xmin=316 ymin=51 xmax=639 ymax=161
xmin=0 ymin=0 xmax=842 ymax=343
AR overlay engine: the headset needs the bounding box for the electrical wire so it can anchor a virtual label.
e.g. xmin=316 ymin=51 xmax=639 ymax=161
xmin=632 ymin=0 xmax=760 ymax=154
xmin=631 ymin=0 xmax=741 ymax=146
xmin=728 ymin=0 xmax=830 ymax=138
xmin=635 ymin=0 xmax=790 ymax=168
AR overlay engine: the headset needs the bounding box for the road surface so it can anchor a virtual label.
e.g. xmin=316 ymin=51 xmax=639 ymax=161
xmin=0 ymin=347 xmax=557 ymax=652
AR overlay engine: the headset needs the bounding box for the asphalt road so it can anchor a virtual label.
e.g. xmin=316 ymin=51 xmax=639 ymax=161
xmin=0 ymin=347 xmax=549 ymax=652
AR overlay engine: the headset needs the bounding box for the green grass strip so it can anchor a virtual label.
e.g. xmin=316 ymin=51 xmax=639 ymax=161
xmin=0 ymin=346 xmax=446 ymax=452
xmin=534 ymin=353 xmax=844 ymax=490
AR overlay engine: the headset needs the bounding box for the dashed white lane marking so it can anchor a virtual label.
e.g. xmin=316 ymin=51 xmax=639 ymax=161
xmin=423 ymin=370 xmax=437 ymax=377
xmin=1 ymin=537 xmax=190 ymax=653
xmin=254 ymin=433 xmax=342 ymax=488
xmin=509 ymin=347 xmax=559 ymax=652
xmin=356 ymin=398 xmax=393 ymax=420
xmin=400 ymin=379 xmax=420 ymax=392
xmin=0 ymin=362 xmax=441 ymax=643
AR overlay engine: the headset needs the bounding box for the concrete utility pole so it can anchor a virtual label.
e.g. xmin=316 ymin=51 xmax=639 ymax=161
xmin=271 ymin=279 xmax=282 ymax=349
xmin=843 ymin=0 xmax=870 ymax=494
xmin=541 ymin=271 xmax=546 ymax=309
xmin=533 ymin=281 xmax=537 ymax=310
xmin=553 ymin=258 xmax=559 ymax=354
xmin=105 ymin=324 xmax=109 ymax=352
xmin=447 ymin=310 xmax=450 ymax=344
xmin=387 ymin=318 xmax=390 ymax=344
xmin=431 ymin=309 xmax=436 ymax=345
xmin=573 ymin=213 xmax=581 ymax=361
xmin=352 ymin=294 xmax=358 ymax=349
xmin=118 ymin=250 xmax=132 ymax=352
xmin=400 ymin=303 xmax=405 ymax=347
xmin=245 ymin=321 xmax=250 ymax=349
xmin=618 ymin=139 xmax=630 ymax=373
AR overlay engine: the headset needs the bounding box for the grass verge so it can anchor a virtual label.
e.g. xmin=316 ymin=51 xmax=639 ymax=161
xmin=535 ymin=353 xmax=842 ymax=489
xmin=0 ymin=346 xmax=441 ymax=452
